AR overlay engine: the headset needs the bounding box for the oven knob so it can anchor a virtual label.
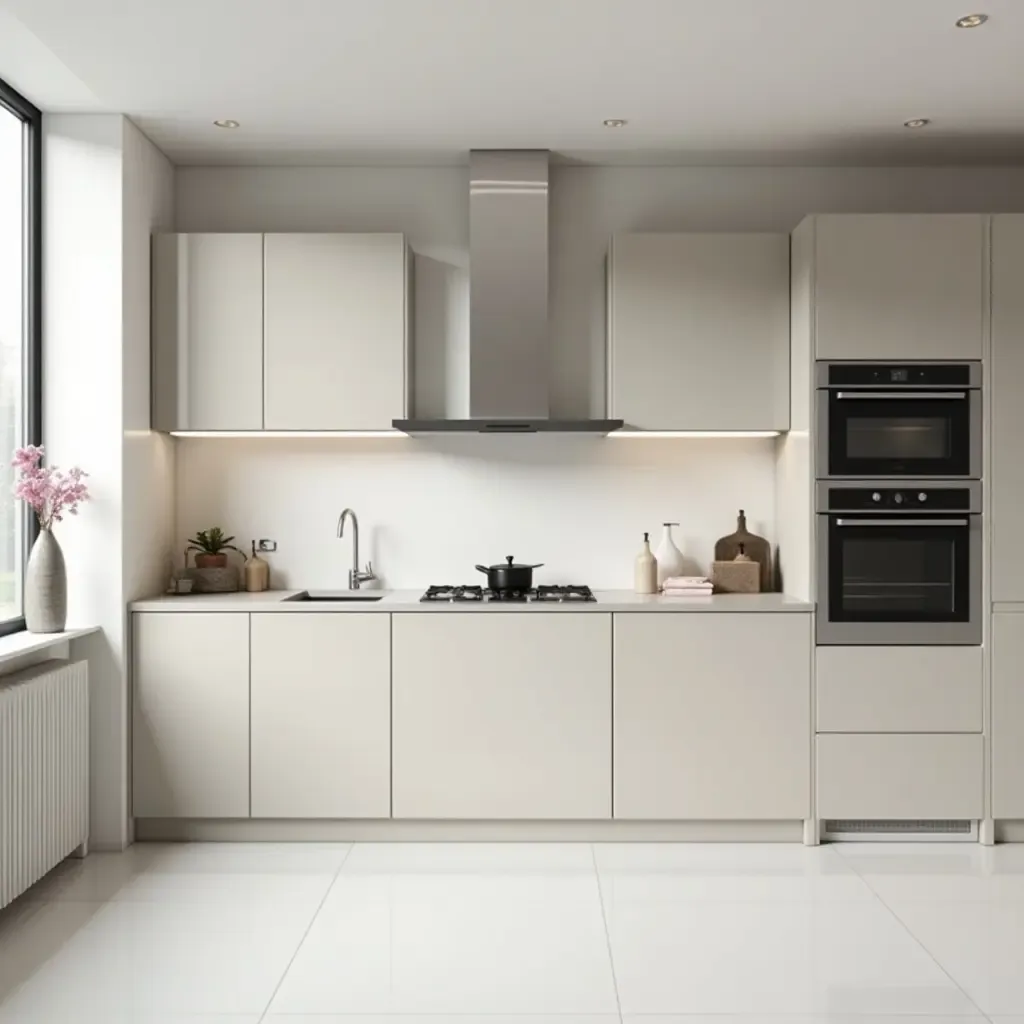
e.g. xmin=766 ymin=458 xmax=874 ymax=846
xmin=918 ymin=492 xmax=928 ymax=503
xmin=894 ymin=493 xmax=904 ymax=504
xmin=872 ymin=492 xmax=881 ymax=502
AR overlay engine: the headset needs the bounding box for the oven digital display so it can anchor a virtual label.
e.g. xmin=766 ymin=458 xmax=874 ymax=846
xmin=889 ymin=368 xmax=909 ymax=383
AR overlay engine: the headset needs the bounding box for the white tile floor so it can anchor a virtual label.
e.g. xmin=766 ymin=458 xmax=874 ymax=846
xmin=0 ymin=841 xmax=1023 ymax=1022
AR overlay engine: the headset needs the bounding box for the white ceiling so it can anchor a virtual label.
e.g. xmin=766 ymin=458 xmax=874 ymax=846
xmin=2 ymin=0 xmax=1023 ymax=166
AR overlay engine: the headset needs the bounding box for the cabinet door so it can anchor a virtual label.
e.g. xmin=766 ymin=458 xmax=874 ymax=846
xmin=151 ymin=233 xmax=264 ymax=431
xmin=392 ymin=613 xmax=611 ymax=819
xmin=264 ymin=233 xmax=408 ymax=430
xmin=993 ymin=612 xmax=1024 ymax=818
xmin=614 ymin=613 xmax=811 ymax=819
xmin=132 ymin=613 xmax=250 ymax=818
xmin=817 ymin=734 xmax=983 ymax=820
xmin=813 ymin=214 xmax=985 ymax=360
xmin=608 ymin=233 xmax=790 ymax=430
xmin=992 ymin=216 xmax=1024 ymax=602
xmin=250 ymin=613 xmax=390 ymax=818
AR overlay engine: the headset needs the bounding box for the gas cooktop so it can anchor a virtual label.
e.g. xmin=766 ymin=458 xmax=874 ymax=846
xmin=421 ymin=585 xmax=596 ymax=603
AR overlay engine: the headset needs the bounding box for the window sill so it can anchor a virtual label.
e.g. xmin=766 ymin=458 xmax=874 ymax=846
xmin=0 ymin=626 xmax=100 ymax=672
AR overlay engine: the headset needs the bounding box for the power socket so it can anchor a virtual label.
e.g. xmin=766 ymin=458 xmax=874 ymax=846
xmin=257 ymin=539 xmax=277 ymax=553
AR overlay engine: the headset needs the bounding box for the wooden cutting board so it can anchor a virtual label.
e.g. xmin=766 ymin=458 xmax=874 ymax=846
xmin=714 ymin=510 xmax=772 ymax=591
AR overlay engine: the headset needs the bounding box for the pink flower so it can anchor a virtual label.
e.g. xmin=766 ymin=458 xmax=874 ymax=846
xmin=9 ymin=445 xmax=90 ymax=530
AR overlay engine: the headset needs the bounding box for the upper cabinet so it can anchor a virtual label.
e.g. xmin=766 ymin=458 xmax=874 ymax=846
xmin=151 ymin=233 xmax=264 ymax=431
xmin=991 ymin=215 xmax=1024 ymax=603
xmin=810 ymin=214 xmax=985 ymax=361
xmin=607 ymin=233 xmax=790 ymax=431
xmin=151 ymin=232 xmax=410 ymax=432
xmin=263 ymin=233 xmax=410 ymax=430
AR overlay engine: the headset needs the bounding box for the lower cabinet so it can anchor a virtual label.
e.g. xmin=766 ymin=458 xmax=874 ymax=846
xmin=133 ymin=612 xmax=251 ymax=818
xmin=250 ymin=613 xmax=391 ymax=818
xmin=817 ymin=734 xmax=984 ymax=820
xmin=993 ymin=612 xmax=1024 ymax=818
xmin=614 ymin=613 xmax=812 ymax=819
xmin=392 ymin=613 xmax=612 ymax=819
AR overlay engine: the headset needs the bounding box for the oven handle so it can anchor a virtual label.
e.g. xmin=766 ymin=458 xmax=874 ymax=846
xmin=834 ymin=391 xmax=967 ymax=400
xmin=834 ymin=518 xmax=970 ymax=527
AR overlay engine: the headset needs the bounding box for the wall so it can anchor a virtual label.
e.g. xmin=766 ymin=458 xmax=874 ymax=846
xmin=174 ymin=164 xmax=1024 ymax=588
xmin=43 ymin=114 xmax=174 ymax=849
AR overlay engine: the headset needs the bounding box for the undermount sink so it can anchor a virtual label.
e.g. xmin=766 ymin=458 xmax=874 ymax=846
xmin=286 ymin=591 xmax=384 ymax=602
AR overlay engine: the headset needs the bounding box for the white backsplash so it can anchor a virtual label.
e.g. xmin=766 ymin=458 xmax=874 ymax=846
xmin=174 ymin=436 xmax=776 ymax=590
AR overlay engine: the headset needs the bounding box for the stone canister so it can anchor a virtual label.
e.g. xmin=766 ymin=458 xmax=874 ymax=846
xmin=26 ymin=527 xmax=67 ymax=633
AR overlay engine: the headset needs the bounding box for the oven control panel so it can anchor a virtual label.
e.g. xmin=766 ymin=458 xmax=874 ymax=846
xmin=826 ymin=487 xmax=975 ymax=511
xmin=822 ymin=363 xmax=977 ymax=387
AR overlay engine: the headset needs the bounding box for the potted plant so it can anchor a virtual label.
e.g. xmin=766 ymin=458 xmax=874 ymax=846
xmin=187 ymin=528 xmax=242 ymax=569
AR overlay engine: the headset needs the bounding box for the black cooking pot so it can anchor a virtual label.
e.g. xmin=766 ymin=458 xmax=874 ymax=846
xmin=475 ymin=556 xmax=544 ymax=592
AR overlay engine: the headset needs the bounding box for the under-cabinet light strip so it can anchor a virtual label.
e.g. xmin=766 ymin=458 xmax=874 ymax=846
xmin=169 ymin=430 xmax=405 ymax=438
xmin=170 ymin=429 xmax=782 ymax=439
xmin=607 ymin=430 xmax=781 ymax=438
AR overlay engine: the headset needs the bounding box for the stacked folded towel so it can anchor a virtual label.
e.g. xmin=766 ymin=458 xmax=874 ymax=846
xmin=662 ymin=576 xmax=714 ymax=596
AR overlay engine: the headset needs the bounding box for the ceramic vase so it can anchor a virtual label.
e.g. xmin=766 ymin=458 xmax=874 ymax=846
xmin=26 ymin=527 xmax=67 ymax=633
xmin=655 ymin=522 xmax=686 ymax=586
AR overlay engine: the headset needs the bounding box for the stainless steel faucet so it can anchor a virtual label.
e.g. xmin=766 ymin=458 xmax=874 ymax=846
xmin=337 ymin=508 xmax=377 ymax=590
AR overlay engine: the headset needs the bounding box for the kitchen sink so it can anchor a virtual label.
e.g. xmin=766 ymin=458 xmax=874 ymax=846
xmin=286 ymin=591 xmax=384 ymax=602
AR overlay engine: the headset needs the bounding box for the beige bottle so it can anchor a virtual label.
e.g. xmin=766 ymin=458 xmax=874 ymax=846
xmin=634 ymin=532 xmax=658 ymax=594
xmin=244 ymin=541 xmax=270 ymax=592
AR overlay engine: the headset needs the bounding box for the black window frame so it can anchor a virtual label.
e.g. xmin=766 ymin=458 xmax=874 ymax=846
xmin=0 ymin=76 xmax=42 ymax=638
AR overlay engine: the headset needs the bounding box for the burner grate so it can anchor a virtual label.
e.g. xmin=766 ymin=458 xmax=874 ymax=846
xmin=420 ymin=584 xmax=597 ymax=603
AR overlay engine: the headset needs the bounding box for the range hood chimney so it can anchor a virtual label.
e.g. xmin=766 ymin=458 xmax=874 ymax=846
xmin=393 ymin=150 xmax=622 ymax=435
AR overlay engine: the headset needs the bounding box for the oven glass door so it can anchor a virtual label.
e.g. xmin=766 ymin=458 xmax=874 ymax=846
xmin=827 ymin=515 xmax=970 ymax=623
xmin=827 ymin=391 xmax=972 ymax=476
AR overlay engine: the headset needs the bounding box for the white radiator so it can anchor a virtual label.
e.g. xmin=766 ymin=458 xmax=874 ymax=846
xmin=0 ymin=659 xmax=89 ymax=909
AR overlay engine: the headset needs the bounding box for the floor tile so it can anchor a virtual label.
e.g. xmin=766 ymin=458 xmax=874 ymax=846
xmin=268 ymin=1017 xmax=619 ymax=1023
xmin=25 ymin=842 xmax=349 ymax=905
xmin=621 ymin=1018 xmax=986 ymax=1024
xmin=604 ymin=897 xmax=981 ymax=1015
xmin=887 ymin=900 xmax=1024 ymax=1015
xmin=340 ymin=841 xmax=595 ymax=874
xmin=269 ymin=851 xmax=617 ymax=1015
xmin=595 ymin=842 xmax=875 ymax=902
xmin=837 ymin=842 xmax=1024 ymax=903
xmin=0 ymin=893 xmax=317 ymax=1018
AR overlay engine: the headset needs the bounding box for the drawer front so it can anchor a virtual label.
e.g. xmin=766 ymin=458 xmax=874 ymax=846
xmin=817 ymin=734 xmax=983 ymax=820
xmin=816 ymin=646 xmax=982 ymax=733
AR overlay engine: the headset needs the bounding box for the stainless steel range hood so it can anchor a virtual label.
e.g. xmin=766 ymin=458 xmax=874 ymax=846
xmin=393 ymin=150 xmax=622 ymax=435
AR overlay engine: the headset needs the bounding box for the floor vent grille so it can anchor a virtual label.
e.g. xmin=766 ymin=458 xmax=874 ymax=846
xmin=822 ymin=819 xmax=977 ymax=842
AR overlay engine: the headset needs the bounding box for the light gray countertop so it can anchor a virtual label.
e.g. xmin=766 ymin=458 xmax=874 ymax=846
xmin=131 ymin=590 xmax=813 ymax=613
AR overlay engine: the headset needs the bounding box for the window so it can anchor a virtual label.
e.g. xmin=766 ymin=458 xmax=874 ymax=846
xmin=0 ymin=78 xmax=41 ymax=636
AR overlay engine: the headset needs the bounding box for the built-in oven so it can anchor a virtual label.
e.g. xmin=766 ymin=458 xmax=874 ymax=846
xmin=816 ymin=481 xmax=982 ymax=645
xmin=816 ymin=362 xmax=981 ymax=479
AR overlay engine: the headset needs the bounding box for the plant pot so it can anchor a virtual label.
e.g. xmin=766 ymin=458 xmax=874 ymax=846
xmin=26 ymin=527 xmax=67 ymax=633
xmin=188 ymin=566 xmax=239 ymax=593
xmin=194 ymin=552 xmax=228 ymax=569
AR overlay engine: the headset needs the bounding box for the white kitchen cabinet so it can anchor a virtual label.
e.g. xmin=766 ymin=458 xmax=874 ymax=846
xmin=263 ymin=233 xmax=409 ymax=430
xmin=816 ymin=646 xmax=982 ymax=733
xmin=250 ymin=613 xmax=390 ymax=819
xmin=811 ymin=214 xmax=985 ymax=360
xmin=392 ymin=613 xmax=611 ymax=819
xmin=991 ymin=215 xmax=1024 ymax=602
xmin=607 ymin=233 xmax=790 ymax=431
xmin=132 ymin=613 xmax=250 ymax=818
xmin=817 ymin=734 xmax=983 ymax=820
xmin=613 ymin=613 xmax=811 ymax=820
xmin=151 ymin=233 xmax=264 ymax=431
xmin=992 ymin=612 xmax=1024 ymax=818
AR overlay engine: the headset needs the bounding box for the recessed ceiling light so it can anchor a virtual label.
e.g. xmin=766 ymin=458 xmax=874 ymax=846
xmin=603 ymin=118 xmax=628 ymax=128
xmin=213 ymin=119 xmax=240 ymax=129
xmin=955 ymin=13 xmax=988 ymax=27
xmin=903 ymin=118 xmax=931 ymax=128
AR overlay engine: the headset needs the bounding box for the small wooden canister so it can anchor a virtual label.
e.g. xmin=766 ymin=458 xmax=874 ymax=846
xmin=711 ymin=544 xmax=761 ymax=593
